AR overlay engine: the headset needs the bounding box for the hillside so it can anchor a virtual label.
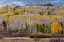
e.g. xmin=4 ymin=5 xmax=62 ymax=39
xmin=0 ymin=2 xmax=64 ymax=35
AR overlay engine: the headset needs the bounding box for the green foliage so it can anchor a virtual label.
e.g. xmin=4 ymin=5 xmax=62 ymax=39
xmin=13 ymin=10 xmax=19 ymax=15
xmin=10 ymin=10 xmax=22 ymax=15
xmin=36 ymin=24 xmax=51 ymax=33
xmin=36 ymin=24 xmax=44 ymax=32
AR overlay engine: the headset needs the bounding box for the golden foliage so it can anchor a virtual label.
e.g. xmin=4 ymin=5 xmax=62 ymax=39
xmin=0 ymin=10 xmax=8 ymax=14
xmin=6 ymin=15 xmax=13 ymax=22
xmin=48 ymin=15 xmax=59 ymax=21
xmin=51 ymin=22 xmax=62 ymax=34
xmin=60 ymin=10 xmax=64 ymax=14
xmin=33 ymin=20 xmax=39 ymax=24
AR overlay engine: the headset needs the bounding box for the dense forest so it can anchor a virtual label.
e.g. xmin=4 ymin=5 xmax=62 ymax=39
xmin=0 ymin=2 xmax=64 ymax=37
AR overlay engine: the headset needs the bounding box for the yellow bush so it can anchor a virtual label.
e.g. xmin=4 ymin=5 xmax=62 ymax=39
xmin=51 ymin=22 xmax=62 ymax=34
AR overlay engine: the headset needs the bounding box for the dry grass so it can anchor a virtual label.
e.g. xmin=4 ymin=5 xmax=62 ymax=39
xmin=30 ymin=34 xmax=53 ymax=38
xmin=30 ymin=34 xmax=64 ymax=38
